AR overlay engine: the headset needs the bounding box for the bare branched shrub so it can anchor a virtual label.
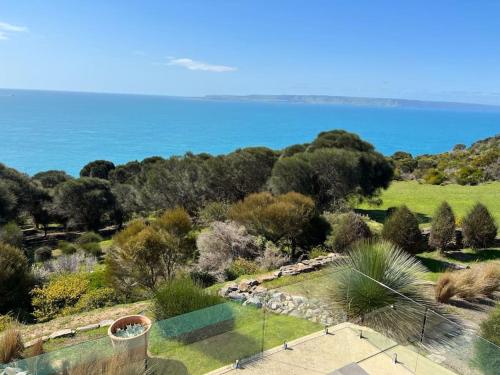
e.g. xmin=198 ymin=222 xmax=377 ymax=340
xmin=197 ymin=221 xmax=259 ymax=279
xmin=0 ymin=328 xmax=24 ymax=364
xmin=257 ymin=241 xmax=289 ymax=271
xmin=35 ymin=252 xmax=97 ymax=279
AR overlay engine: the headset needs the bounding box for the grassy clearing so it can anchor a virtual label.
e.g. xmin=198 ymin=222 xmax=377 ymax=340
xmin=357 ymin=181 xmax=500 ymax=227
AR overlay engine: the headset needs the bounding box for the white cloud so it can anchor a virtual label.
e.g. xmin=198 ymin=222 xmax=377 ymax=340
xmin=167 ymin=57 xmax=237 ymax=72
xmin=0 ymin=21 xmax=28 ymax=40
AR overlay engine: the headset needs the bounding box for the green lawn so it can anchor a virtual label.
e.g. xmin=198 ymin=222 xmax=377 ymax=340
xmin=148 ymin=302 xmax=321 ymax=374
xmin=357 ymin=181 xmax=500 ymax=227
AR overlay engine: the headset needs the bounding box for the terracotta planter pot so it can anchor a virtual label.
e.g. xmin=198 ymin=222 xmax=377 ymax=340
xmin=108 ymin=315 xmax=152 ymax=361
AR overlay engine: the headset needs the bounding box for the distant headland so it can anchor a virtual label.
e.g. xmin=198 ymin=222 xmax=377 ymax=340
xmin=204 ymin=94 xmax=500 ymax=111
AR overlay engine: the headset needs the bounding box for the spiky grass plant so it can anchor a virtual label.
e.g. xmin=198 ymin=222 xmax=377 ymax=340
xmin=329 ymin=240 xmax=432 ymax=342
xmin=0 ymin=327 xmax=24 ymax=364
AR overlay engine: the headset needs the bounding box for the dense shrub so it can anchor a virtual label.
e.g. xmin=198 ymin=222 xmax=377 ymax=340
xmin=0 ymin=328 xmax=24 ymax=364
xmin=31 ymin=273 xmax=90 ymax=322
xmin=309 ymin=246 xmax=329 ymax=259
xmin=325 ymin=212 xmax=371 ymax=252
xmin=197 ymin=201 xmax=230 ymax=226
xmin=381 ymin=205 xmax=423 ymax=253
xmin=34 ymin=246 xmax=53 ymax=262
xmin=423 ymin=168 xmax=445 ymax=185
xmin=0 ymin=315 xmax=13 ymax=333
xmin=0 ymin=242 xmax=32 ymax=315
xmin=107 ymin=209 xmax=194 ymax=294
xmin=197 ymin=221 xmax=259 ymax=279
xmin=0 ymin=223 xmax=23 ymax=248
xmin=80 ymin=242 xmax=103 ymax=257
xmin=153 ymin=277 xmax=223 ymax=321
xmin=473 ymin=305 xmax=500 ymax=374
xmin=224 ymin=258 xmax=260 ymax=280
xmin=456 ymin=166 xmax=483 ymax=185
xmin=462 ymin=203 xmax=497 ymax=249
xmin=58 ymin=240 xmax=78 ymax=255
xmin=76 ymin=232 xmax=103 ymax=245
xmin=429 ymin=202 xmax=456 ymax=251
xmin=64 ymin=288 xmax=116 ymax=315
xmin=189 ymin=270 xmax=218 ymax=288
xmin=229 ymin=192 xmax=315 ymax=257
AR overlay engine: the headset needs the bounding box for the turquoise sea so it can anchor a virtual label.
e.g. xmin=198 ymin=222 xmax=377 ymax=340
xmin=0 ymin=89 xmax=499 ymax=176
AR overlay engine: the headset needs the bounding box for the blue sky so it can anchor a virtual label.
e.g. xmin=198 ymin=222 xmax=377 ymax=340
xmin=1 ymin=0 xmax=500 ymax=105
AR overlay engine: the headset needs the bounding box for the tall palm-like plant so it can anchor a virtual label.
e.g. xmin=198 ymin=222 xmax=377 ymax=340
xmin=329 ymin=240 xmax=432 ymax=342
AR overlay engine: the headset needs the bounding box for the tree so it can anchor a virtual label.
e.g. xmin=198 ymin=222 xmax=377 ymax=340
xmin=107 ymin=208 xmax=194 ymax=293
xmin=54 ymin=178 xmax=117 ymax=230
xmin=429 ymin=202 xmax=456 ymax=252
xmin=32 ymin=170 xmax=72 ymax=189
xmin=0 ymin=223 xmax=23 ymax=248
xmin=80 ymin=160 xmax=115 ymax=180
xmin=270 ymin=147 xmax=393 ymax=210
xmin=382 ymin=205 xmax=423 ymax=253
xmin=111 ymin=183 xmax=144 ymax=226
xmin=0 ymin=182 xmax=16 ymax=224
xmin=0 ymin=163 xmax=40 ymax=223
xmin=229 ymin=192 xmax=315 ymax=257
xmin=0 ymin=242 xmax=32 ymax=314
xmin=307 ymin=130 xmax=374 ymax=152
xmin=462 ymin=203 xmax=497 ymax=249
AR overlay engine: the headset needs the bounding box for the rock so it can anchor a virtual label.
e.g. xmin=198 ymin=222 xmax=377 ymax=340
xmin=271 ymin=292 xmax=286 ymax=301
xmin=49 ymin=329 xmax=75 ymax=340
xmin=252 ymin=286 xmax=268 ymax=295
xmin=244 ymin=297 xmax=263 ymax=309
xmin=228 ymin=291 xmax=247 ymax=301
xmin=256 ymin=274 xmax=276 ymax=283
xmin=99 ymin=320 xmax=115 ymax=327
xmin=292 ymin=296 xmax=306 ymax=305
xmin=238 ymin=279 xmax=258 ymax=292
xmin=76 ymin=323 xmax=100 ymax=332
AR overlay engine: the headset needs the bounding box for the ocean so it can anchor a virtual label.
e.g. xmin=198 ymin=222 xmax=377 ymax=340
xmin=1 ymin=89 xmax=499 ymax=176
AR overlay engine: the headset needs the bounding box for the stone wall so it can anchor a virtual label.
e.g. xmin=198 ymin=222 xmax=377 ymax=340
xmin=219 ymin=253 xmax=344 ymax=326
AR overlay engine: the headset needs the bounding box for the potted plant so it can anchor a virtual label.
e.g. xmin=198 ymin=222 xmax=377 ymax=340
xmin=108 ymin=315 xmax=152 ymax=361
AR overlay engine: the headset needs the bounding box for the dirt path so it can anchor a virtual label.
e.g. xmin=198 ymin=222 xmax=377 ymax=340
xmin=19 ymin=300 xmax=151 ymax=341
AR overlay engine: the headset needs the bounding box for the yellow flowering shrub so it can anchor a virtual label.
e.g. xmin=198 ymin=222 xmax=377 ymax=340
xmin=31 ymin=273 xmax=89 ymax=322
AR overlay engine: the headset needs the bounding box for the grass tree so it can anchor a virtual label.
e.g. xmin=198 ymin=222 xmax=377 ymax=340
xmin=329 ymin=240 xmax=431 ymax=341
xmin=429 ymin=201 xmax=456 ymax=252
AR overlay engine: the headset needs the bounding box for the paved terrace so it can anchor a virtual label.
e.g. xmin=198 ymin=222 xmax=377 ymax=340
xmin=207 ymin=323 xmax=456 ymax=375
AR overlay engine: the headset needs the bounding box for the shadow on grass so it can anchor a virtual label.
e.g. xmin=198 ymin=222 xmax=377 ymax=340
xmin=355 ymin=209 xmax=431 ymax=225
xmin=355 ymin=209 xmax=387 ymax=223
xmin=148 ymin=357 xmax=189 ymax=375
xmin=416 ymin=256 xmax=451 ymax=273
xmin=446 ymin=249 xmax=500 ymax=263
